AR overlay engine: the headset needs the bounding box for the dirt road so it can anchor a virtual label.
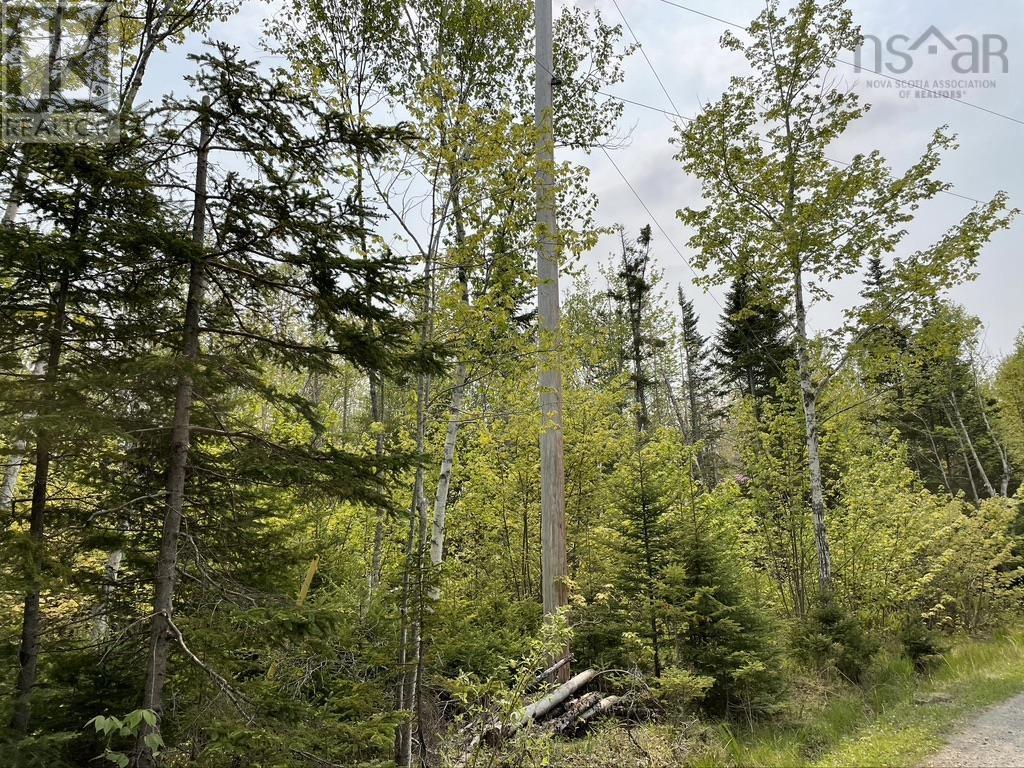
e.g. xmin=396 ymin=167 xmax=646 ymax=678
xmin=922 ymin=691 xmax=1024 ymax=767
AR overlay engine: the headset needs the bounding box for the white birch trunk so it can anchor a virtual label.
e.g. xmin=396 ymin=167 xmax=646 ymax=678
xmin=429 ymin=363 xmax=467 ymax=580
xmin=1 ymin=359 xmax=47 ymax=511
xmin=792 ymin=267 xmax=833 ymax=593
xmin=90 ymin=548 xmax=123 ymax=642
xmin=949 ymin=395 xmax=997 ymax=498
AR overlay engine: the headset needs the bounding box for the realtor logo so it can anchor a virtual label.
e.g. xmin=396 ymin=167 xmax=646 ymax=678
xmin=1 ymin=0 xmax=120 ymax=143
xmin=855 ymin=27 xmax=1009 ymax=76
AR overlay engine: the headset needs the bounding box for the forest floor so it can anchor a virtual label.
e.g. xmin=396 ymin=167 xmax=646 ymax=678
xmin=543 ymin=627 xmax=1024 ymax=767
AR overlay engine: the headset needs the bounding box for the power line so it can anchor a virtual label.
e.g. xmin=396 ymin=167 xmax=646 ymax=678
xmin=591 ymin=83 xmax=981 ymax=203
xmin=598 ymin=143 xmax=792 ymax=381
xmin=654 ymin=0 xmax=1024 ymax=128
xmin=582 ymin=13 xmax=984 ymax=205
xmin=611 ymin=0 xmax=684 ymax=118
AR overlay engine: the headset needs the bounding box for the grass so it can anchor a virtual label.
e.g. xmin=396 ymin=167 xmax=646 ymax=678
xmin=813 ymin=627 xmax=1024 ymax=767
xmin=695 ymin=626 xmax=1024 ymax=767
xmin=547 ymin=627 xmax=1024 ymax=768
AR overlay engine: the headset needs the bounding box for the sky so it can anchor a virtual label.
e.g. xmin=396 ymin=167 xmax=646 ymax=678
xmin=142 ymin=0 xmax=1024 ymax=359
xmin=572 ymin=0 xmax=1024 ymax=358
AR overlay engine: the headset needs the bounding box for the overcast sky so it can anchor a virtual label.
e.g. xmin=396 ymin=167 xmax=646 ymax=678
xmin=146 ymin=0 xmax=1024 ymax=359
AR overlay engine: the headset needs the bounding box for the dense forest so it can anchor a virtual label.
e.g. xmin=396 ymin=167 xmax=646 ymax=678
xmin=1 ymin=0 xmax=1023 ymax=766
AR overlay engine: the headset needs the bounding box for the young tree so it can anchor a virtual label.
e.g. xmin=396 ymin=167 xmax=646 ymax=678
xmin=675 ymin=0 xmax=1014 ymax=593
xmin=677 ymin=287 xmax=721 ymax=482
xmin=606 ymin=226 xmax=675 ymax=677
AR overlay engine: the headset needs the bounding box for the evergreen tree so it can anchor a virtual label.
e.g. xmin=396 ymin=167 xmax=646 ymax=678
xmin=611 ymin=225 xmax=665 ymax=676
xmin=678 ymin=287 xmax=721 ymax=482
xmin=128 ymin=45 xmax=422 ymax=767
xmin=0 ymin=123 xmax=183 ymax=743
xmin=714 ymin=275 xmax=792 ymax=406
xmin=673 ymin=524 xmax=782 ymax=720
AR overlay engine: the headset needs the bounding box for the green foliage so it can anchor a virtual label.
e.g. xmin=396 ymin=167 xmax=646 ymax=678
xmin=896 ymin=618 xmax=947 ymax=672
xmin=87 ymin=710 xmax=160 ymax=767
xmin=2 ymin=0 xmax=1023 ymax=765
xmin=671 ymin=517 xmax=784 ymax=720
xmin=996 ymin=336 xmax=1024 ymax=461
xmin=651 ymin=668 xmax=715 ymax=716
xmin=792 ymin=599 xmax=878 ymax=684
xmin=714 ymin=275 xmax=792 ymax=404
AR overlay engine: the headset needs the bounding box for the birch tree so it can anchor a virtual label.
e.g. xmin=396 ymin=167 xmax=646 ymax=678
xmin=674 ymin=0 xmax=1014 ymax=593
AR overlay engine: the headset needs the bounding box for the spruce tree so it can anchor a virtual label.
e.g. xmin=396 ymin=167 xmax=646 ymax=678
xmin=678 ymin=287 xmax=721 ymax=482
xmin=673 ymin=525 xmax=782 ymax=720
xmin=0 ymin=123 xmax=184 ymax=740
xmin=613 ymin=225 xmax=664 ymax=676
xmin=714 ymin=275 xmax=792 ymax=406
xmin=126 ymin=45 xmax=422 ymax=767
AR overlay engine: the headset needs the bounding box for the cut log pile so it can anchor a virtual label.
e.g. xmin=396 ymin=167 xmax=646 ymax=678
xmin=458 ymin=666 xmax=619 ymax=765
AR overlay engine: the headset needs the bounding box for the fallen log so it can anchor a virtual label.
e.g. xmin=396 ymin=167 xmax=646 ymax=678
xmin=529 ymin=655 xmax=571 ymax=689
xmin=576 ymin=694 xmax=619 ymax=727
xmin=547 ymin=690 xmax=602 ymax=734
xmin=457 ymin=668 xmax=601 ymax=765
xmin=519 ymin=667 xmax=598 ymax=726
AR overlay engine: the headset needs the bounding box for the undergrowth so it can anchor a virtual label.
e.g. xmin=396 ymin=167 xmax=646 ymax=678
xmin=543 ymin=626 xmax=1024 ymax=768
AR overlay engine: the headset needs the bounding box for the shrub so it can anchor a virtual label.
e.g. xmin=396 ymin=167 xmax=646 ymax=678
xmin=897 ymin=617 xmax=947 ymax=671
xmin=653 ymin=668 xmax=715 ymax=717
xmin=791 ymin=598 xmax=878 ymax=683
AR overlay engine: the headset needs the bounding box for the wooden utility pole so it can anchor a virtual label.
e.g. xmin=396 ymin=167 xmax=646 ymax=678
xmin=535 ymin=0 xmax=568 ymax=675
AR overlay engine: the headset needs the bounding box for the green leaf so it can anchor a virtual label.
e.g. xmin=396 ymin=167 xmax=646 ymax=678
xmin=144 ymin=732 xmax=164 ymax=753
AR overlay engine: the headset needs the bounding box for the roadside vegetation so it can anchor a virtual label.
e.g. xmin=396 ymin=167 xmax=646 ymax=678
xmin=538 ymin=628 xmax=1024 ymax=768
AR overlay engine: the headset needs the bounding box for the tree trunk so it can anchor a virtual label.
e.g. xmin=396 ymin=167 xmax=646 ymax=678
xmin=357 ymin=140 xmax=388 ymax=600
xmin=9 ymin=270 xmax=69 ymax=733
xmin=133 ymin=97 xmax=210 ymax=768
xmin=394 ymin=480 xmax=419 ymax=766
xmin=972 ymin=385 xmax=1011 ymax=497
xmin=0 ymin=359 xmax=46 ymax=512
xmin=91 ymin=548 xmax=124 ymax=642
xmin=518 ymin=668 xmax=598 ymax=725
xmin=396 ymin=241 xmax=435 ymax=766
xmin=948 ymin=395 xmax=997 ymax=498
xmin=428 ymin=179 xmax=471 ymax=597
xmin=430 ymin=364 xmax=467 ymax=580
xmin=368 ymin=370 xmax=387 ymax=595
xmin=791 ymin=266 xmax=833 ymax=594
xmin=685 ymin=343 xmax=701 ymax=446
xmin=576 ymin=694 xmax=620 ymax=727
